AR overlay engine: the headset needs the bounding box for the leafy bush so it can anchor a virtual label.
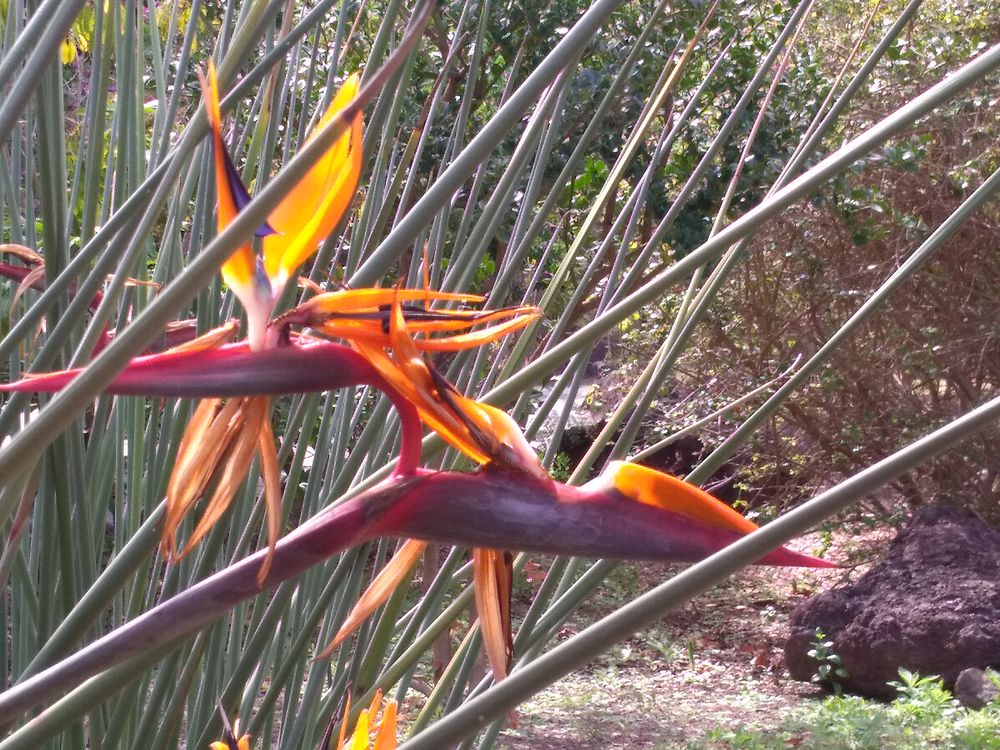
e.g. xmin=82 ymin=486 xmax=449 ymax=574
xmin=659 ymin=0 xmax=1000 ymax=521
xmin=690 ymin=668 xmax=1000 ymax=749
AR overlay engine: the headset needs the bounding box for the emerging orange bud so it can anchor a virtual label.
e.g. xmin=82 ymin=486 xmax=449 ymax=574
xmin=209 ymin=717 xmax=251 ymax=750
xmin=326 ymin=691 xmax=397 ymax=750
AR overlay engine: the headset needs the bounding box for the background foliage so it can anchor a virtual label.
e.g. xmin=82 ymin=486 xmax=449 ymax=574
xmin=587 ymin=1 xmax=1000 ymax=523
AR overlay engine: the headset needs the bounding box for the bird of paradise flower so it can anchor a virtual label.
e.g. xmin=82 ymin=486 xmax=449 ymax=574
xmin=0 ymin=52 xmax=834 ymax=702
xmin=1 ymin=57 xmax=547 ymax=678
xmin=170 ymin=61 xmax=539 ymax=584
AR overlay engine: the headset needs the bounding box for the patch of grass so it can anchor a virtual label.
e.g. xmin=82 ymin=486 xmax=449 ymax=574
xmin=686 ymin=669 xmax=1000 ymax=750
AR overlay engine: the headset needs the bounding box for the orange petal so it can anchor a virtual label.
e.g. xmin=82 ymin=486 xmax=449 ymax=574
xmin=209 ymin=734 xmax=251 ymax=750
xmin=473 ymin=548 xmax=513 ymax=683
xmin=384 ymin=299 xmax=490 ymax=458
xmin=334 ymin=306 xmax=538 ymax=350
xmin=362 ymin=349 xmax=490 ymax=467
xmin=348 ymin=709 xmax=370 ymax=750
xmin=355 ymin=297 xmax=544 ymax=478
xmin=264 ymin=73 xmax=363 ymax=288
xmin=365 ymin=689 xmax=384 ymax=723
xmin=401 ymin=308 xmax=539 ymax=344
xmin=179 ymin=397 xmax=266 ymax=557
xmin=337 ymin=693 xmax=352 ymax=750
xmin=351 ymin=341 xmax=461 ymax=454
xmin=0 ymin=243 xmax=43 ymax=264
xmin=160 ymin=320 xmax=240 ymax=354
xmin=315 ymin=314 xmax=539 ymax=353
xmin=200 ymin=61 xmax=257 ymax=297
xmin=599 ymin=461 xmax=758 ymax=535
xmin=318 ymin=538 xmax=427 ymax=659
xmin=9 ymin=264 xmax=46 ymax=321
xmin=372 ymin=700 xmax=397 ymax=750
xmin=163 ymin=398 xmax=247 ymax=559
xmin=451 ymin=396 xmax=544 ymax=478
xmin=256 ymin=407 xmax=282 ymax=585
xmin=284 ymin=289 xmax=537 ymax=356
xmin=302 ymin=288 xmax=484 ymax=316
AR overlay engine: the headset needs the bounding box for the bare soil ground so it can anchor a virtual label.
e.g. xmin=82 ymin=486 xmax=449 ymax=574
xmin=498 ymin=525 xmax=889 ymax=749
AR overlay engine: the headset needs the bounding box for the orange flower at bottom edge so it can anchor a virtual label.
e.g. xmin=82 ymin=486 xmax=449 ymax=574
xmin=209 ymin=718 xmax=252 ymax=750
xmin=324 ymin=691 xmax=397 ymax=750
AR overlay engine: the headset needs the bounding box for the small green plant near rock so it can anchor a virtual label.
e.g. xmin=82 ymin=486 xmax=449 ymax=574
xmin=990 ymin=670 xmax=1000 ymax=694
xmin=550 ymin=451 xmax=573 ymax=482
xmin=808 ymin=628 xmax=849 ymax=696
xmin=888 ymin=668 xmax=961 ymax=723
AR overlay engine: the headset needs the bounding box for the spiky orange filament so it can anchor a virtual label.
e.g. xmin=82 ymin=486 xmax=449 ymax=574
xmin=315 ymin=308 xmax=540 ymax=351
xmin=284 ymin=287 xmax=539 ymax=352
xmin=350 ymin=296 xmax=543 ymax=477
xmin=299 ymin=287 xmax=484 ymax=315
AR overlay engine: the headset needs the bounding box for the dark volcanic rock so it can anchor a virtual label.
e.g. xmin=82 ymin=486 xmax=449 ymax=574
xmin=954 ymin=668 xmax=1000 ymax=709
xmin=784 ymin=506 xmax=1000 ymax=700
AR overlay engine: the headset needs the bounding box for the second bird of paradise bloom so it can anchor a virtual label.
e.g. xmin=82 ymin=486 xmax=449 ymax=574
xmin=329 ymin=691 xmax=398 ymax=750
xmin=1 ymin=58 xmax=835 ymax=692
xmin=209 ymin=716 xmax=251 ymax=750
xmin=213 ymin=692 xmax=397 ymax=750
